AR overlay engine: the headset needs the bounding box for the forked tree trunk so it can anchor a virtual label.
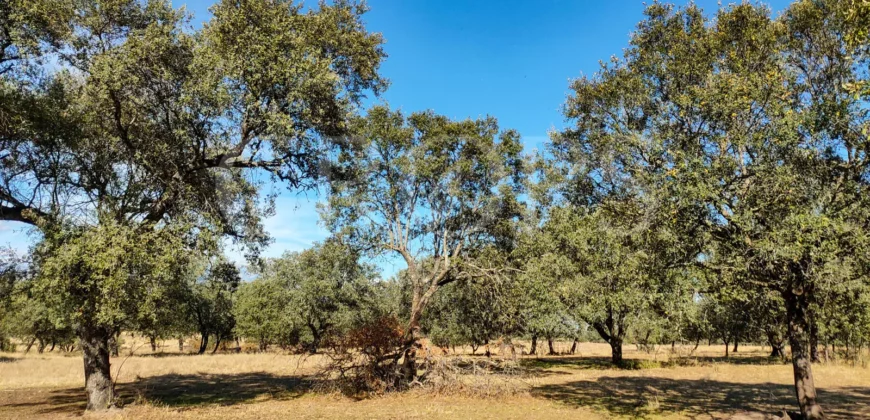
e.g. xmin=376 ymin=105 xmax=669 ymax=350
xmin=308 ymin=324 xmax=323 ymax=354
xmin=81 ymin=327 xmax=113 ymax=410
xmin=785 ymin=290 xmax=824 ymax=419
xmin=592 ymin=308 xmax=625 ymax=365
xmin=771 ymin=343 xmax=785 ymax=358
xmin=610 ymin=337 xmax=623 ymax=365
xmin=212 ymin=336 xmax=222 ymax=354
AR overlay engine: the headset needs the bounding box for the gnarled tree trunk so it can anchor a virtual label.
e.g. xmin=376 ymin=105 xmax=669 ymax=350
xmin=400 ymin=299 xmax=425 ymax=384
xmin=768 ymin=330 xmax=785 ymax=358
xmin=785 ymin=289 xmax=824 ymax=419
xmin=81 ymin=327 xmax=113 ymax=410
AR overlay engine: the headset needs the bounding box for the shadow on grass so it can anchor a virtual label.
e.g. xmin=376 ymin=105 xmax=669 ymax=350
xmin=25 ymin=372 xmax=311 ymax=415
xmin=532 ymin=376 xmax=870 ymax=420
xmin=520 ymin=353 xmax=788 ymax=373
xmin=133 ymin=351 xmax=207 ymax=358
xmin=521 ymin=356 xmax=619 ymax=373
xmin=0 ymin=356 xmax=16 ymax=363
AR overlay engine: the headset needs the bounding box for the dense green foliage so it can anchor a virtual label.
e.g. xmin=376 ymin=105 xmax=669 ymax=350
xmin=2 ymin=0 xmax=869 ymax=417
xmin=237 ymin=239 xmax=380 ymax=352
xmin=1 ymin=0 xmax=385 ymax=410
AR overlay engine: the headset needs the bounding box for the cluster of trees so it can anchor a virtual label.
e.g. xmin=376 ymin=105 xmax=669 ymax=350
xmin=0 ymin=239 xmax=384 ymax=354
xmin=1 ymin=0 xmax=869 ymax=418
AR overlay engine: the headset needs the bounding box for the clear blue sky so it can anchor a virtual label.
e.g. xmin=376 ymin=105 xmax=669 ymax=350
xmin=0 ymin=0 xmax=792 ymax=277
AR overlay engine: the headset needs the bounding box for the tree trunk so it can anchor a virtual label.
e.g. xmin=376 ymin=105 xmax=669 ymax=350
xmin=198 ymin=334 xmax=209 ymax=354
xmin=591 ymin=309 xmax=625 ymax=365
xmin=810 ymin=324 xmax=820 ymax=364
xmin=149 ymin=336 xmax=157 ymax=352
xmin=212 ymin=336 xmax=222 ymax=354
xmin=547 ymin=337 xmax=556 ymax=355
xmin=308 ymin=326 xmax=322 ymax=354
xmin=399 ymin=297 xmax=427 ymax=384
xmin=178 ymin=337 xmax=184 ymax=352
xmin=723 ymin=338 xmax=730 ymax=357
xmin=24 ymin=337 xmax=36 ymax=354
xmin=768 ymin=331 xmax=785 ymax=358
xmin=610 ymin=336 xmax=623 ymax=365
xmin=81 ymin=327 xmax=113 ymax=410
xmin=529 ymin=335 xmax=538 ymax=355
xmin=785 ymin=290 xmax=825 ymax=419
xmin=733 ymin=339 xmax=738 ymax=353
xmin=570 ymin=338 xmax=578 ymax=355
xmin=49 ymin=341 xmax=56 ymax=352
xmin=771 ymin=342 xmax=785 ymax=358
xmin=37 ymin=338 xmax=45 ymax=353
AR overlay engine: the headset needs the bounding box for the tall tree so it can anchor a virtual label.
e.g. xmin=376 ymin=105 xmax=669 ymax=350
xmin=323 ymin=105 xmax=524 ymax=382
xmin=554 ymin=2 xmax=869 ymax=417
xmin=1 ymin=0 xmax=384 ymax=409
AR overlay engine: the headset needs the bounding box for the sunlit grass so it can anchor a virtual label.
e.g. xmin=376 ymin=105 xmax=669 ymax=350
xmin=1 ymin=340 xmax=869 ymax=419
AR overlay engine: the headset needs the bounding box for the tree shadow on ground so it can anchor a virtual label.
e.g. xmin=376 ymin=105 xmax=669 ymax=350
xmin=521 ymin=356 xmax=619 ymax=373
xmin=520 ymin=354 xmax=788 ymax=375
xmin=20 ymin=372 xmax=311 ymax=415
xmin=134 ymin=351 xmax=208 ymax=358
xmin=0 ymin=356 xmax=16 ymax=363
xmin=690 ymin=355 xmax=788 ymax=366
xmin=532 ymin=376 xmax=870 ymax=420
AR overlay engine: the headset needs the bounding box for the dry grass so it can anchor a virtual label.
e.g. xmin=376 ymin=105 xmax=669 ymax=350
xmin=2 ymin=341 xmax=869 ymax=419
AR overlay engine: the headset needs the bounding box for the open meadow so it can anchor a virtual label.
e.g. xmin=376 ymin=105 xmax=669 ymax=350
xmin=2 ymin=339 xmax=869 ymax=420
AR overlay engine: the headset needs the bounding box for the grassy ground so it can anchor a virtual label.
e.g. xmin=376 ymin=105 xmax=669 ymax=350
xmin=1 ymin=338 xmax=869 ymax=419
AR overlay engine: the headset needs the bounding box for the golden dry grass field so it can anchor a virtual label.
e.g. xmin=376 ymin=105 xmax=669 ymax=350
xmin=1 ymin=338 xmax=869 ymax=419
